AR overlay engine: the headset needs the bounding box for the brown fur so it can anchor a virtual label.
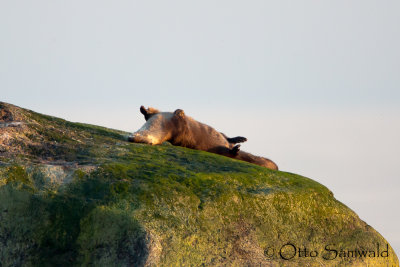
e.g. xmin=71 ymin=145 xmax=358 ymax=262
xmin=129 ymin=106 xmax=278 ymax=170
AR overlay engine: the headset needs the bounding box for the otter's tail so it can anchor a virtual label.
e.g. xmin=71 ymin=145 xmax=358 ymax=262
xmin=235 ymin=150 xmax=278 ymax=170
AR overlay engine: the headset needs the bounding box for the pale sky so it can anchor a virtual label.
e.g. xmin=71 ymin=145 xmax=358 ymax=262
xmin=1 ymin=0 xmax=399 ymax=255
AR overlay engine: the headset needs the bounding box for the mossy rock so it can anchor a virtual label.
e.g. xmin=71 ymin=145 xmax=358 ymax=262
xmin=0 ymin=102 xmax=398 ymax=266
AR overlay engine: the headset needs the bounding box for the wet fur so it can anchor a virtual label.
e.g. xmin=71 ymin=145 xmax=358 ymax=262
xmin=129 ymin=106 xmax=278 ymax=170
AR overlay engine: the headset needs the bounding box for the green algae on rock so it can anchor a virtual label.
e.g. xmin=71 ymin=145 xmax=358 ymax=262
xmin=0 ymin=102 xmax=398 ymax=266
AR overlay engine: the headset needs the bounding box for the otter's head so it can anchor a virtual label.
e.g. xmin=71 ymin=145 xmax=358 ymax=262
xmin=128 ymin=106 xmax=185 ymax=145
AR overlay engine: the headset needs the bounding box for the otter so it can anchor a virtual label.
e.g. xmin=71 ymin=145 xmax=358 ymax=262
xmin=128 ymin=106 xmax=278 ymax=170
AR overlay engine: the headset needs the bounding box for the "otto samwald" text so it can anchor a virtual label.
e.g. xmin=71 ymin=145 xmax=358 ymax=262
xmin=264 ymin=243 xmax=389 ymax=260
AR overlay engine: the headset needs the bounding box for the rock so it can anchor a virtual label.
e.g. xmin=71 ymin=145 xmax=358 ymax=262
xmin=0 ymin=101 xmax=398 ymax=266
xmin=0 ymin=121 xmax=24 ymax=128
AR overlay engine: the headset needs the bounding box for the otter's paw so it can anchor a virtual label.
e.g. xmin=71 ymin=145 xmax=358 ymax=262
xmin=229 ymin=144 xmax=241 ymax=156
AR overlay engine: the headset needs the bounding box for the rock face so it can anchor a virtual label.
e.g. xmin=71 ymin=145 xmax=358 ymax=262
xmin=0 ymin=102 xmax=398 ymax=266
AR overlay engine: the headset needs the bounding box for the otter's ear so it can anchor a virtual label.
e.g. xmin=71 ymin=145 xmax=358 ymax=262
xmin=140 ymin=106 xmax=160 ymax=121
xmin=174 ymin=109 xmax=185 ymax=118
xmin=140 ymin=106 xmax=148 ymax=116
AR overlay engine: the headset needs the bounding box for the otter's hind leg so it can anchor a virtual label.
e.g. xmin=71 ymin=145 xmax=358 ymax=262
xmin=221 ymin=133 xmax=247 ymax=144
xmin=212 ymin=145 xmax=241 ymax=157
xmin=227 ymin=136 xmax=247 ymax=144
